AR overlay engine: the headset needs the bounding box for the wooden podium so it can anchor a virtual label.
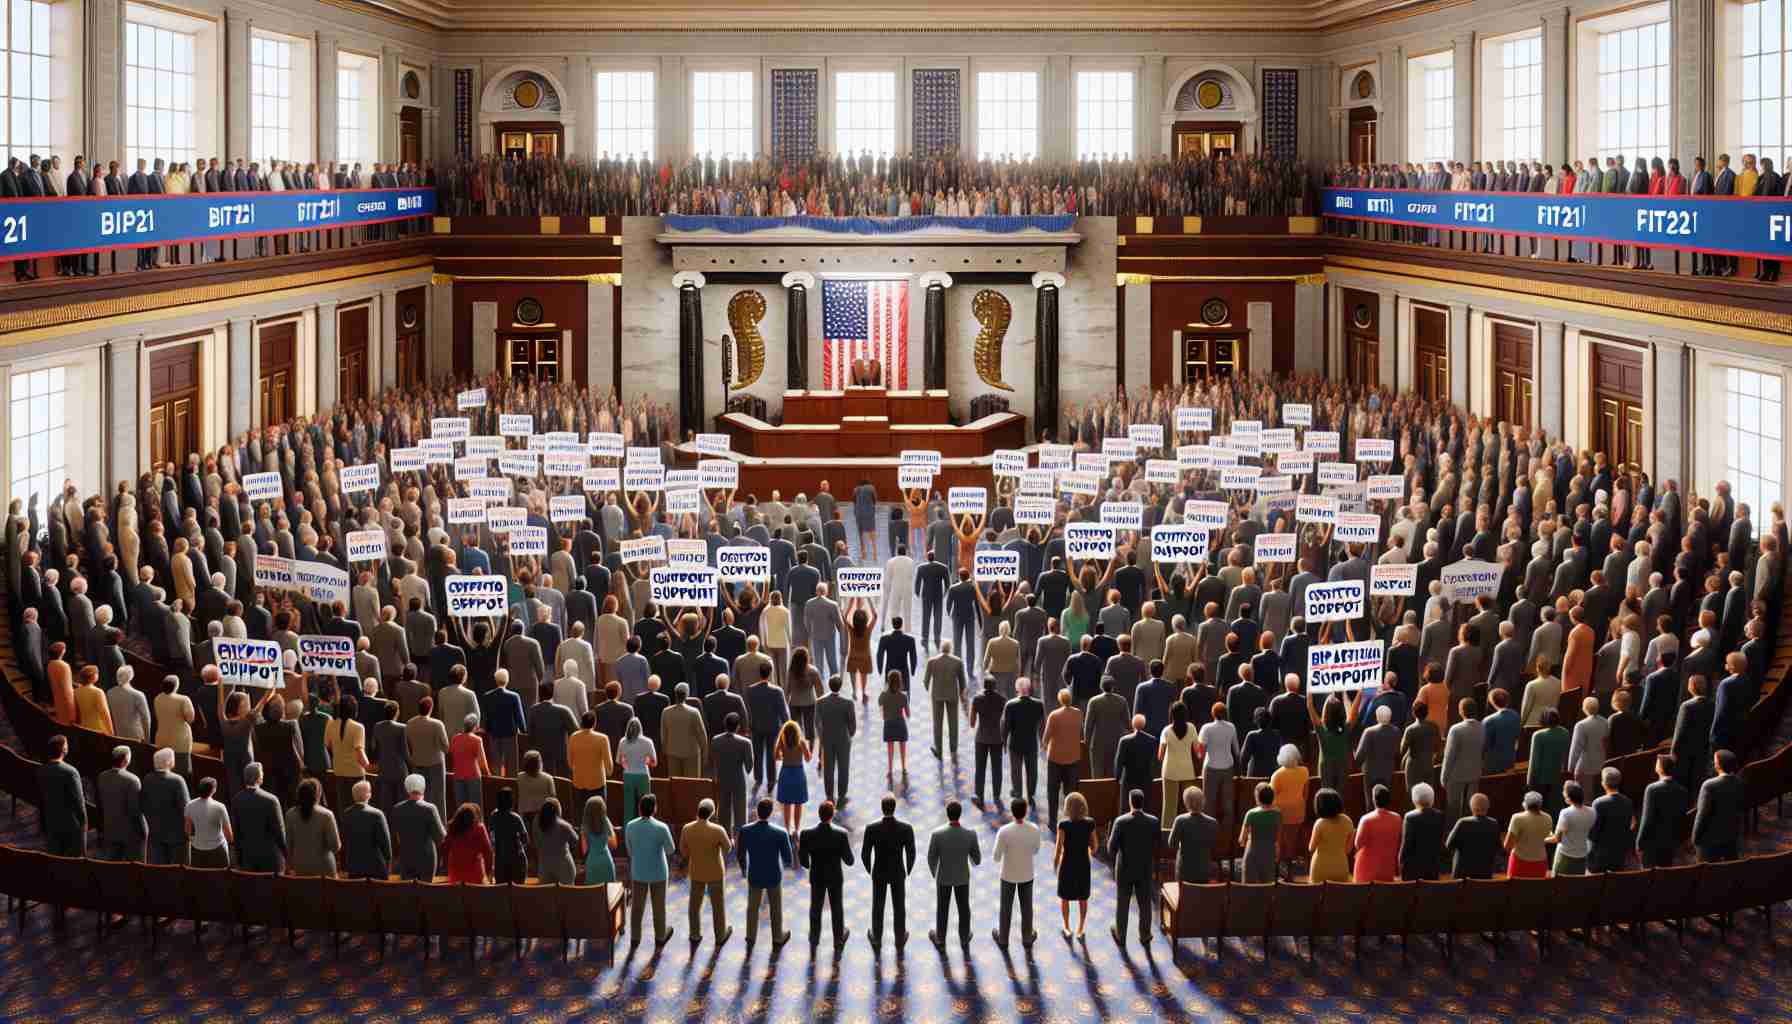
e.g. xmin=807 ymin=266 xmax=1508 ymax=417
xmin=781 ymin=387 xmax=950 ymax=425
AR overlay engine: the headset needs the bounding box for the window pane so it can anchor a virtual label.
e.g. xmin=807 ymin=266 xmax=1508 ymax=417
xmin=690 ymin=70 xmax=753 ymax=158
xmin=977 ymin=70 xmax=1039 ymax=159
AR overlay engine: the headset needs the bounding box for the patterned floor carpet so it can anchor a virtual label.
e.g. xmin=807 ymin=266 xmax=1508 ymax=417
xmin=2 ymin=513 xmax=1791 ymax=1021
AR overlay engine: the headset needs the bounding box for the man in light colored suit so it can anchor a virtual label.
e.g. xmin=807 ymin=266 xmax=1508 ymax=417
xmin=501 ymin=620 xmax=547 ymax=707
xmin=1033 ymin=618 xmax=1072 ymax=707
xmin=922 ymin=640 xmax=967 ymax=755
xmin=814 ymin=674 xmax=857 ymax=806
xmin=926 ymin=799 xmax=983 ymax=948
xmin=660 ymin=683 xmax=708 ymax=777
xmin=1441 ymin=699 xmax=1485 ymax=818
xmin=803 ymin=583 xmax=845 ymax=680
xmin=370 ymin=605 xmax=409 ymax=683
xmin=1567 ymin=695 xmax=1610 ymax=797
xmin=97 ymin=746 xmax=146 ymax=862
xmin=882 ymin=545 xmax=916 ymax=627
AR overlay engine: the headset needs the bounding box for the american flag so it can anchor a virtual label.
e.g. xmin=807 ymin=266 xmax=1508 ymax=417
xmin=821 ymin=278 xmax=909 ymax=389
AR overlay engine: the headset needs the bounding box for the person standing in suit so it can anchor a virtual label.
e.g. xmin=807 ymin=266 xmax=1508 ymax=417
xmin=389 ymin=774 xmax=446 ymax=880
xmin=141 ymin=748 xmax=190 ymax=865
xmin=814 ymin=674 xmax=856 ymax=806
xmin=1440 ymin=700 xmax=1484 ymax=819
xmin=1002 ymin=678 xmax=1045 ymax=805
xmin=36 ymin=734 xmax=85 ymax=857
xmin=1398 ymin=782 xmax=1446 ymax=880
xmin=339 ymin=780 xmax=393 ymax=879
xmin=1673 ymin=675 xmax=1716 ymax=791
xmin=229 ymin=762 xmax=287 ymax=872
xmin=96 ymin=745 xmax=146 ymax=862
xmin=679 ymin=798 xmax=734 ymax=947
xmin=1693 ymin=749 xmax=1747 ymax=861
xmin=797 ymin=799 xmax=854 ymax=951
xmin=1587 ymin=766 xmax=1636 ymax=872
xmin=991 ymin=796 xmax=1042 ymax=947
xmin=736 ymin=797 xmax=793 ymax=948
xmin=860 ymin=794 xmax=916 ymax=949
xmin=1713 ymin=154 xmax=1738 ymax=275
xmin=1107 ymin=787 xmax=1159 ymax=947
xmin=922 ymin=639 xmax=966 ymax=755
xmin=710 ymin=713 xmax=753 ymax=838
xmin=927 ymin=799 xmax=982 ymax=948
xmin=1637 ymin=753 xmax=1691 ymax=866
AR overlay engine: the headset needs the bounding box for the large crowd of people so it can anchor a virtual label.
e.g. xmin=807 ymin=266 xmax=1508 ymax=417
xmin=6 ymin=368 xmax=1780 ymax=953
xmin=434 ymin=150 xmax=1319 ymax=220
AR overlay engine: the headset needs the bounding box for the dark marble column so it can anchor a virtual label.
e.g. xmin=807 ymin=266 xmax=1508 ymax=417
xmin=783 ymin=272 xmax=812 ymax=390
xmin=1034 ymin=279 xmax=1060 ymax=442
xmin=677 ymin=277 xmax=705 ymax=437
xmin=924 ymin=280 xmax=947 ymax=390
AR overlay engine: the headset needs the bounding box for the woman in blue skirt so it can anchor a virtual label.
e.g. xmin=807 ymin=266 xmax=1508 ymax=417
xmin=773 ymin=719 xmax=812 ymax=835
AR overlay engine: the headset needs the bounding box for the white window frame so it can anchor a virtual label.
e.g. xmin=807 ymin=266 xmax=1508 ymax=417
xmin=1501 ymin=34 xmax=1544 ymax=161
xmin=8 ymin=366 xmax=65 ymax=515
xmin=336 ymin=50 xmax=379 ymax=168
xmin=1596 ymin=18 xmax=1672 ymax=163
xmin=975 ymin=68 xmax=1040 ymax=160
xmin=250 ymin=31 xmax=294 ymax=163
xmin=1407 ymin=51 xmax=1454 ymax=166
xmin=594 ymin=68 xmax=656 ymax=161
xmin=834 ymin=69 xmax=896 ymax=158
xmin=1738 ymin=0 xmax=1790 ymax=170
xmin=690 ymin=68 xmax=755 ymax=159
xmin=0 ymin=0 xmax=51 ymax=164
xmin=123 ymin=16 xmax=195 ymax=172
xmin=1726 ymin=366 xmax=1785 ymax=524
xmin=1074 ymin=69 xmax=1135 ymax=159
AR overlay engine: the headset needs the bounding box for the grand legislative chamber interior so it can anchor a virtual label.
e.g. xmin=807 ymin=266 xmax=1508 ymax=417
xmin=2 ymin=0 xmax=1792 ymax=1019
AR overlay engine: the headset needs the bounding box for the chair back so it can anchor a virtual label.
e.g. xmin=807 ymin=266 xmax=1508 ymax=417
xmin=1403 ymin=878 xmax=1462 ymax=934
xmin=1223 ymin=881 xmax=1273 ymax=937
xmin=1359 ymin=879 xmax=1417 ymax=935
xmin=461 ymin=880 xmax=518 ymax=939
xmin=1309 ymin=881 xmax=1370 ymax=937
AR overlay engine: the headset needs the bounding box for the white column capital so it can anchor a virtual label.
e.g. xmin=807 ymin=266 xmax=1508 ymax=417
xmin=780 ymin=271 xmax=816 ymax=290
xmin=1031 ymin=271 xmax=1066 ymax=290
xmin=316 ymin=298 xmax=339 ymax=315
xmin=107 ymin=334 xmax=144 ymax=355
xmin=229 ymin=315 xmax=254 ymax=328
xmin=917 ymin=271 xmax=954 ymax=290
xmin=672 ymin=271 xmax=707 ymax=290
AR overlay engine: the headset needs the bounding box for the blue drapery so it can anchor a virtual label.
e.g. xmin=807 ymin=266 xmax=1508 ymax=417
xmin=662 ymin=214 xmax=1075 ymax=234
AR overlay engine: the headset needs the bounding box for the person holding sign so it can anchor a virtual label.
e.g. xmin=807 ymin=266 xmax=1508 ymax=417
xmin=843 ymin=597 xmax=879 ymax=703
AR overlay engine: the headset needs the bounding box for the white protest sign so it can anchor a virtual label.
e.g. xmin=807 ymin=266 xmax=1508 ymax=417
xmin=345 ymin=529 xmax=387 ymax=563
xmin=623 ymin=464 xmax=665 ymax=492
xmin=974 ymin=549 xmax=1021 ymax=583
xmin=836 ymin=567 xmax=885 ymax=599
xmin=1266 ymin=490 xmax=1299 ymax=516
xmin=340 ymin=463 xmax=380 ymax=495
xmin=389 ymin=447 xmax=425 ymax=472
xmin=293 ymin=561 xmax=350 ymax=606
xmin=695 ymin=433 xmax=732 ymax=456
xmin=992 ymin=450 xmax=1028 ymax=478
xmin=1219 ymin=467 xmax=1261 ymax=491
xmin=550 ymin=495 xmax=587 ymax=523
xmin=1102 ymin=437 xmax=1138 ymax=462
xmin=421 ymin=438 xmax=454 ymax=465
xmin=545 ymin=451 xmax=587 ymax=478
xmin=296 ymin=635 xmax=357 ymax=678
xmin=467 ymin=478 xmax=511 ymax=503
xmin=717 ymin=545 xmax=771 ymax=582
xmin=699 ymin=460 xmax=739 ymax=489
xmin=949 ymin=486 xmax=988 ymax=516
xmin=243 ymin=472 xmax=283 ymax=502
xmin=1036 ymin=444 xmax=1073 ymax=471
xmin=1277 ymin=451 xmax=1315 ymax=477
xmin=1065 ymin=522 xmax=1116 ymax=560
xmin=1177 ymin=444 xmax=1208 ymax=469
xmin=1283 ymin=403 xmax=1313 ymax=427
xmin=1150 ymin=524 xmax=1208 ymax=564
xmin=1101 ymin=501 xmax=1143 ymax=530
xmin=485 ymin=506 xmax=526 ymax=534
xmin=1442 ymin=559 xmax=1503 ymax=603
xmin=665 ymin=469 xmax=701 ymax=492
xmin=1185 ymin=500 xmax=1229 ymax=531
xmin=1254 ymin=532 xmax=1298 ymax=563
xmin=1075 ymin=453 xmax=1110 ymax=475
xmin=584 ymin=467 xmax=620 ymax=494
xmin=1308 ymin=639 xmax=1386 ymax=694
xmin=447 ymin=497 xmax=486 ymax=524
xmin=1367 ymin=474 xmax=1405 ymax=501
xmin=626 ymin=446 xmax=662 ymax=466
xmin=496 ymin=451 xmax=537 ymax=478
xmin=1058 ymin=472 xmax=1100 ymax=497
xmin=898 ymin=464 xmax=934 ymax=490
xmin=1355 ymin=438 xmax=1396 ymax=462
xmin=666 ymin=538 xmax=709 ymax=568
xmin=499 ymin=413 xmax=534 ymax=437
xmin=1297 ymin=493 xmax=1340 ymax=525
xmin=454 ymin=455 xmax=489 ymax=481
xmin=217 ymin=638 xmax=284 ymax=688
xmin=1334 ymin=512 xmax=1382 ymax=545
xmin=1304 ymin=430 xmax=1340 ymax=454
xmin=1305 ymin=580 xmax=1366 ymax=623
xmin=588 ymin=432 xmax=625 ymax=459
xmin=545 ymin=431 xmax=580 ymax=448
xmin=1317 ymin=462 xmax=1358 ymax=487
xmin=666 ymin=489 xmax=703 ymax=516
xmin=465 ymin=435 xmax=504 ymax=457
xmin=457 ymin=388 xmax=486 ymax=410
xmin=431 ymin=417 xmax=470 ymax=441
xmin=1371 ymin=563 xmax=1418 ymax=596
xmin=1260 ymin=428 xmax=1297 ymax=455
xmin=900 ymin=450 xmax=943 ymax=473
xmin=1232 ymin=420 xmax=1263 ymax=441
xmin=254 ymin=555 xmax=295 ymax=591
xmin=445 ymin=575 xmax=507 ymax=617
xmin=1019 ymin=469 xmax=1056 ymax=496
xmin=1257 ymin=474 xmax=1293 ymax=494
xmin=1176 ymin=407 xmax=1214 ymax=433
xmin=1128 ymin=423 xmax=1165 ymax=450
xmin=651 ymin=566 xmax=719 ymax=606
xmin=1145 ymin=459 xmax=1181 ymax=485
xmin=1014 ymin=496 xmax=1056 ymax=525
xmin=619 ymin=536 xmax=667 ymax=564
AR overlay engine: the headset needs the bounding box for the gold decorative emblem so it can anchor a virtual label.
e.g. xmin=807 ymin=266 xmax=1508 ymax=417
xmin=513 ymin=79 xmax=542 ymax=110
xmin=972 ymin=288 xmax=1013 ymax=392
xmin=402 ymin=70 xmax=421 ymax=100
xmin=1354 ymin=71 xmax=1374 ymax=100
xmin=1196 ymin=80 xmax=1224 ymax=110
xmin=1200 ymin=298 xmax=1230 ymax=325
xmin=727 ymin=289 xmax=767 ymax=389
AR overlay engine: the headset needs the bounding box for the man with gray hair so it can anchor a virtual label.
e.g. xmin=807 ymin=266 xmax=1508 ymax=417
xmin=390 ymin=772 xmax=446 ymax=881
xmin=97 ymin=745 xmax=146 ymax=862
xmin=340 ymin=779 xmax=393 ymax=879
xmin=142 ymin=747 xmax=190 ymax=865
xmin=1354 ymin=703 xmax=1401 ymax=812
xmin=1398 ymin=782 xmax=1446 ymax=880
xmin=660 ymin=681 xmax=708 ymax=779
xmin=1588 ymin=765 xmax=1636 ymax=872
xmin=229 ymin=762 xmax=287 ymax=873
xmin=107 ymin=664 xmax=151 ymax=742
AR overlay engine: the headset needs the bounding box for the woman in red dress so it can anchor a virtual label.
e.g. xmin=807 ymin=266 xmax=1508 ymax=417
xmin=442 ymin=802 xmax=494 ymax=884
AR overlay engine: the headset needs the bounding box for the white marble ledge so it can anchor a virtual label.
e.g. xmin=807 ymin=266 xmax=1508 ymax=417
xmin=656 ymin=228 xmax=1083 ymax=245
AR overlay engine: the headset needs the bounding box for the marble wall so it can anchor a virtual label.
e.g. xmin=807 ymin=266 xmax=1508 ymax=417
xmin=945 ymin=282 xmax=1036 ymax=425
xmin=1060 ymin=217 xmax=1119 ymax=434
xmin=619 ymin=216 xmax=683 ymax=409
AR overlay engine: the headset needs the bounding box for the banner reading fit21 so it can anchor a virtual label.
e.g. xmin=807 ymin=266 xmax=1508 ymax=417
xmin=1321 ymin=188 xmax=1792 ymax=260
xmin=0 ymin=188 xmax=436 ymax=261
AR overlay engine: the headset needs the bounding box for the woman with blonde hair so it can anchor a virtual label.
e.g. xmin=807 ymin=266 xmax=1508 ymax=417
xmin=1054 ymin=790 xmax=1098 ymax=938
xmin=772 ymin=719 xmax=812 ymax=834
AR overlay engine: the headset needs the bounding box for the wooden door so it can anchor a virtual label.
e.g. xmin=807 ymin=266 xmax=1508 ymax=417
xmin=147 ymin=341 xmax=201 ymax=469
xmin=338 ymin=306 xmax=371 ymax=404
xmin=504 ymin=335 xmax=561 ymax=383
xmin=395 ymin=287 xmax=427 ymax=387
xmin=258 ymin=321 xmax=297 ymax=428
xmin=400 ymin=106 xmax=422 ymax=167
xmin=1349 ymin=106 xmax=1377 ymax=164
xmin=1492 ymin=321 xmax=1535 ymax=430
xmin=1591 ymin=341 xmax=1647 ymax=471
xmin=1182 ymin=332 xmax=1246 ymax=383
xmin=1413 ymin=305 xmax=1450 ymax=403
xmin=1342 ymin=289 xmax=1380 ymax=389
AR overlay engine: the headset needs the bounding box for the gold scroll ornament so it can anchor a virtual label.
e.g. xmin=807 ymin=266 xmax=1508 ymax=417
xmin=973 ymin=288 xmax=1014 ymax=392
xmin=727 ymin=289 xmax=767 ymax=390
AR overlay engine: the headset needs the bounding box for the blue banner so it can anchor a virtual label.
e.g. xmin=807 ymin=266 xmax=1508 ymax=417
xmin=662 ymin=214 xmax=1075 ymax=235
xmin=0 ymin=188 xmax=435 ymax=260
xmin=1322 ymin=187 xmax=1792 ymax=259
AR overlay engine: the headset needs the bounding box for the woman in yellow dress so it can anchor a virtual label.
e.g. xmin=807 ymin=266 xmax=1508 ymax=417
xmin=1305 ymin=787 xmax=1355 ymax=883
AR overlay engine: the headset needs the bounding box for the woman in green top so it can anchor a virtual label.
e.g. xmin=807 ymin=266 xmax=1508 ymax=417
xmin=1308 ymin=693 xmax=1357 ymax=794
xmin=1238 ymin=782 xmax=1283 ymax=883
xmin=1526 ymin=707 xmax=1571 ymax=815
xmin=581 ymin=794 xmax=617 ymax=883
xmin=1062 ymin=590 xmax=1091 ymax=650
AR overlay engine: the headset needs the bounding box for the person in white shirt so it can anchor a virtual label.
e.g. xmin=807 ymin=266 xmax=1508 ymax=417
xmin=1549 ymin=779 xmax=1597 ymax=875
xmin=883 ymin=546 xmax=916 ymax=626
xmin=183 ymin=775 xmax=234 ymax=868
xmin=990 ymin=797 xmax=1041 ymax=946
xmin=1197 ymin=705 xmax=1241 ymax=828
xmin=553 ymin=658 xmax=590 ymax=720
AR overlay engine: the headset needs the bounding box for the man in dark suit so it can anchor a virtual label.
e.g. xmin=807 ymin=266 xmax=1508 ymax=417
xmin=1001 ymin=679 xmax=1045 ymax=804
xmin=1760 ymin=159 xmax=1786 ymax=280
xmin=1636 ymin=753 xmax=1690 ymax=867
xmin=1673 ymin=675 xmax=1717 ymax=791
xmin=875 ymin=617 xmax=918 ymax=691
xmin=1398 ymin=782 xmax=1446 ymax=880
xmin=1442 ymin=791 xmax=1502 ymax=878
xmin=389 ymin=775 xmax=446 ymax=879
xmin=796 ymin=799 xmax=855 ymax=951
xmin=1713 ymin=153 xmax=1738 ymax=275
xmin=339 ymin=779 xmax=393 ymax=879
xmin=230 ymin=762 xmax=287 ymax=873
xmin=1113 ymin=714 xmax=1156 ymax=802
xmin=860 ymin=794 xmax=916 ymax=948
xmin=1106 ymin=787 xmax=1159 ymax=947
xmin=1693 ymin=749 xmax=1747 ymax=862
xmin=1586 ymin=766 xmax=1635 ymax=872
xmin=36 ymin=735 xmax=86 ymax=857
xmin=126 ymin=159 xmax=156 ymax=270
